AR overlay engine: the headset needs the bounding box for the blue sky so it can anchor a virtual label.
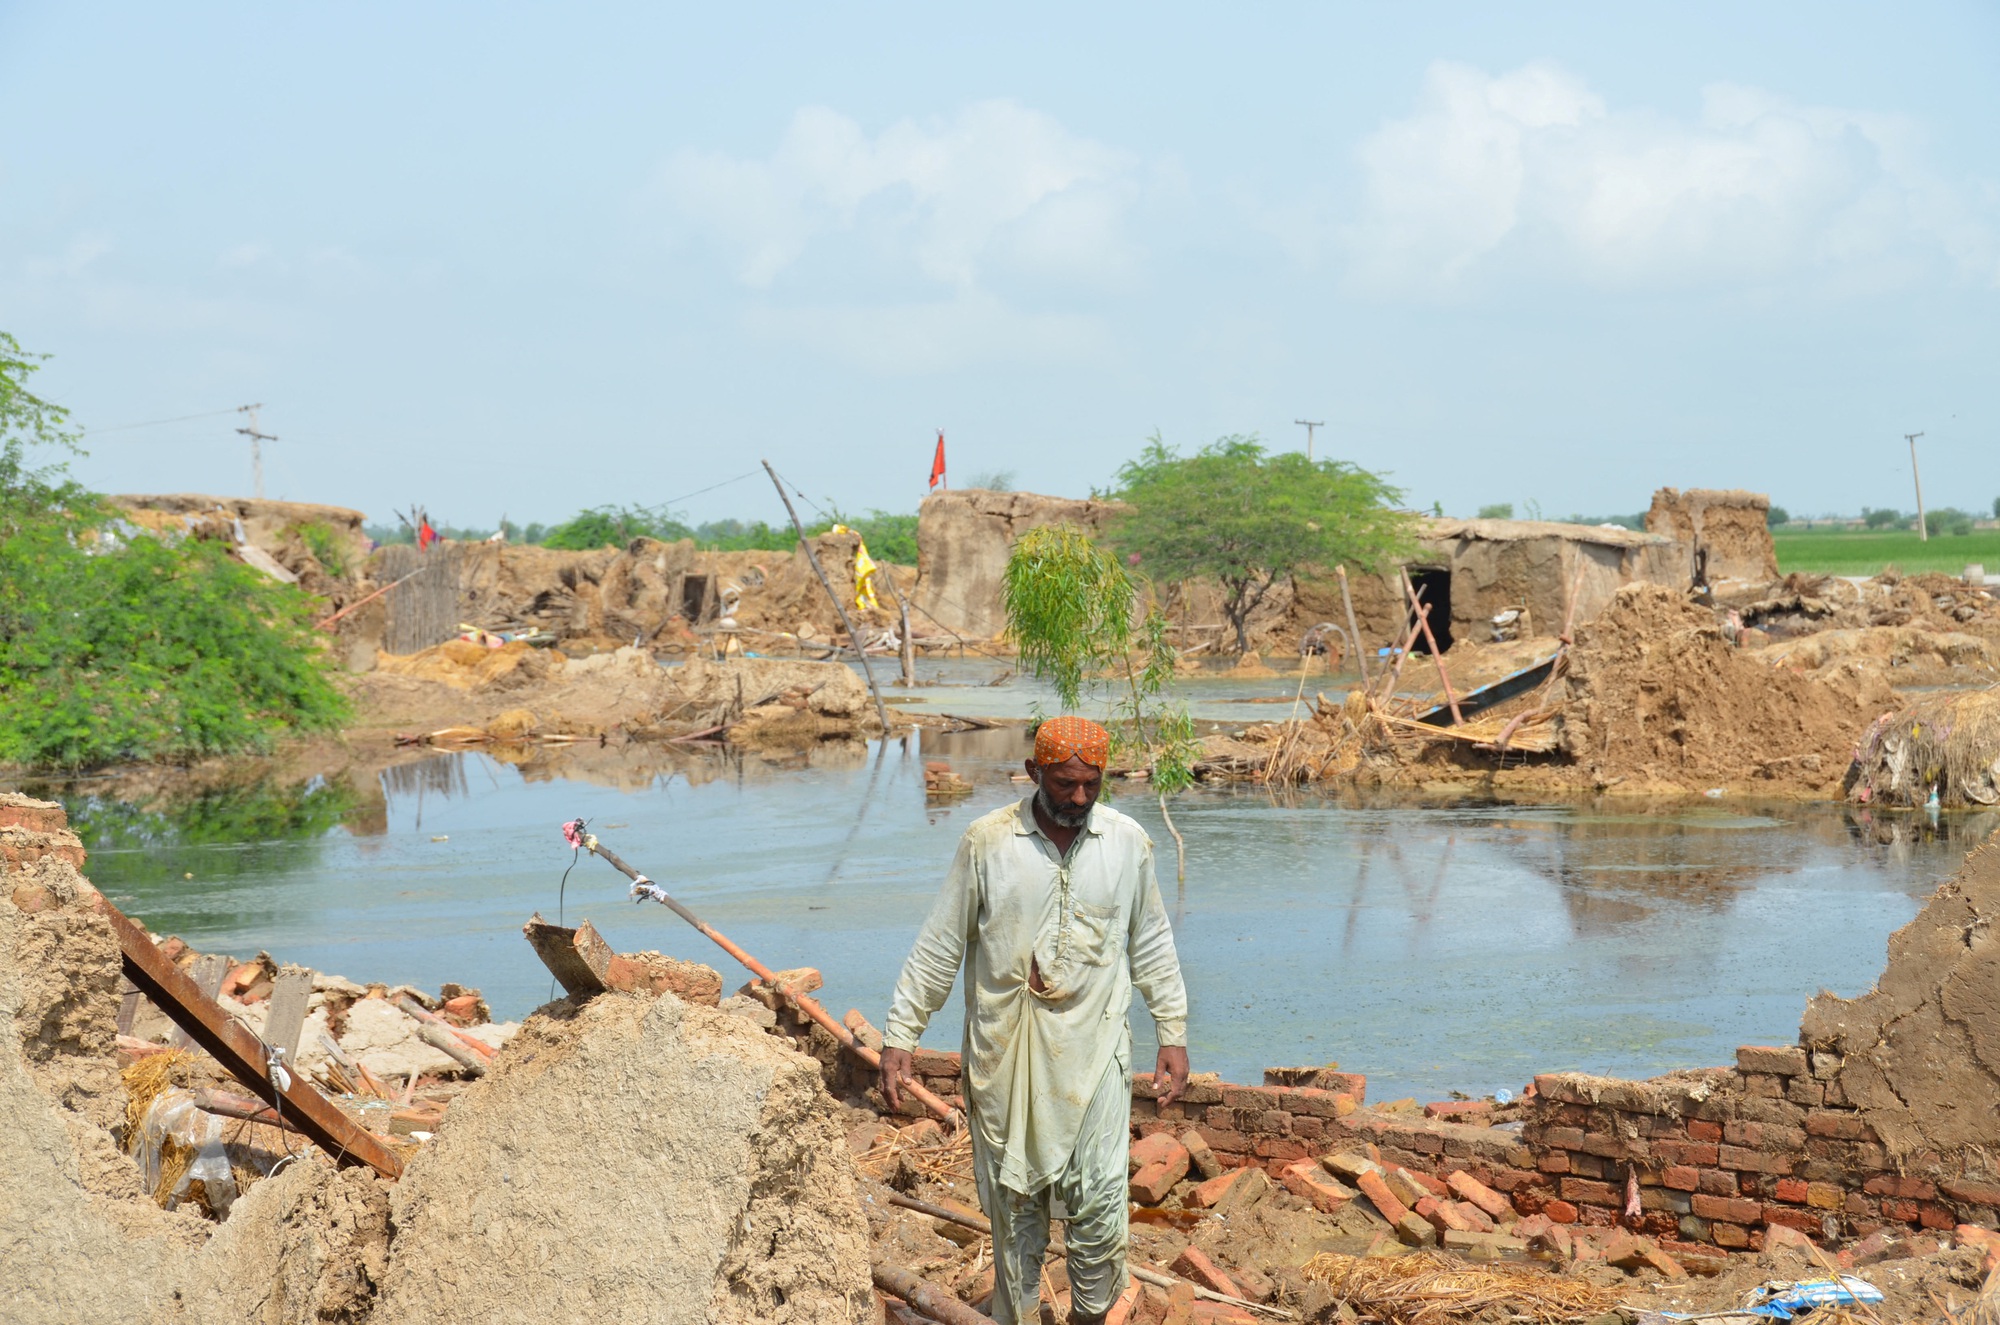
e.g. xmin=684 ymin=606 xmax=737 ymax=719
xmin=3 ymin=2 xmax=1996 ymax=529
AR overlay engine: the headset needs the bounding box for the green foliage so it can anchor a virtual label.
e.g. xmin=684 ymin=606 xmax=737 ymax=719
xmin=0 ymin=334 xmax=347 ymax=771
xmin=541 ymin=504 xmax=694 ymax=550
xmin=288 ymin=520 xmax=349 ymax=576
xmin=1106 ymin=433 xmax=1413 ymax=653
xmin=1862 ymin=507 xmax=1906 ymax=530
xmin=1993 ymin=496 xmax=1999 ymax=520
xmin=1476 ymin=502 xmax=1514 ymax=520
xmin=1003 ymin=525 xmax=1132 ymax=709
xmin=1925 ymin=507 xmax=1976 ymax=537
xmin=965 ymin=469 xmax=1017 ymax=492
xmin=1766 ymin=505 xmax=1791 ymax=528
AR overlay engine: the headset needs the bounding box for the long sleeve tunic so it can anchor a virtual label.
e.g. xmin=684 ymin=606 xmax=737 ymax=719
xmin=884 ymin=796 xmax=1188 ymax=1195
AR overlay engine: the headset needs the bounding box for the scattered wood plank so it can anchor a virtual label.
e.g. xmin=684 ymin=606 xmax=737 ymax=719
xmin=264 ymin=964 xmax=315 ymax=1061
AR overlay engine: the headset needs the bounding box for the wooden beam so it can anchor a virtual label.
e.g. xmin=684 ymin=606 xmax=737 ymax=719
xmin=101 ymin=902 xmax=402 ymax=1180
xmin=263 ymin=964 xmax=315 ymax=1060
xmin=523 ymin=914 xmax=606 ymax=999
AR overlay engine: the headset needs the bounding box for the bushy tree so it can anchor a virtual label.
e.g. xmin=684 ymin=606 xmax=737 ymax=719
xmin=1766 ymin=505 xmax=1790 ymax=528
xmin=1106 ymin=434 xmax=1413 ymax=654
xmin=1927 ymin=507 xmax=1975 ymax=536
xmin=1476 ymin=502 xmax=1514 ymax=520
xmin=1002 ymin=525 xmax=1200 ymax=881
xmin=0 ymin=334 xmax=346 ymax=770
xmin=1862 ymin=507 xmax=1906 ymax=529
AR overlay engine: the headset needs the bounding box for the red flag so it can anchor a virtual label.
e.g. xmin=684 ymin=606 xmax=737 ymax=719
xmin=928 ymin=430 xmax=946 ymax=490
xmin=417 ymin=518 xmax=436 ymax=551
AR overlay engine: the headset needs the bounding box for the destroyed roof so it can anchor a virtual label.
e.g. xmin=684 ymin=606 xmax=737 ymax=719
xmin=1418 ymin=516 xmax=1675 ymax=548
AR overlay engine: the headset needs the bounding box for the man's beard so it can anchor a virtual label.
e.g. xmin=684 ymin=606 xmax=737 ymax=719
xmin=1036 ymin=782 xmax=1092 ymax=829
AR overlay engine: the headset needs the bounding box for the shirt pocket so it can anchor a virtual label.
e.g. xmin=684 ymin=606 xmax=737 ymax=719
xmin=1068 ymin=902 xmax=1120 ymax=967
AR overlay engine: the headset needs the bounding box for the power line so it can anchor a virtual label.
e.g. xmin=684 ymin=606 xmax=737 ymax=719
xmin=81 ymin=407 xmax=243 ymax=436
xmin=659 ymin=469 xmax=762 ymax=509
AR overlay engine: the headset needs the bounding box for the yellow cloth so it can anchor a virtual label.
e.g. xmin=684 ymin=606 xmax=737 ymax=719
xmin=885 ymin=797 xmax=1188 ymax=1195
xmin=831 ymin=523 xmax=881 ymax=611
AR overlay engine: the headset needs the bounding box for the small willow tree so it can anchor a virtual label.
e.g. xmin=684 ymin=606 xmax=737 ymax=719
xmin=1002 ymin=524 xmax=1201 ymax=882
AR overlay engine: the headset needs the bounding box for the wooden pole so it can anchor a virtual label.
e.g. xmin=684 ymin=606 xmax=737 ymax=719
xmin=1401 ymin=570 xmax=1463 ymax=725
xmin=871 ymin=1265 xmax=995 ymax=1325
xmin=1336 ymin=565 xmax=1369 ymax=688
xmin=761 ymin=461 xmax=892 ymax=733
xmin=879 ymin=565 xmax=919 ymax=688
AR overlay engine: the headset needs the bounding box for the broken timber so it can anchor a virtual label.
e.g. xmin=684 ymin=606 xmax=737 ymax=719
xmin=99 ymin=897 xmax=403 ymax=1180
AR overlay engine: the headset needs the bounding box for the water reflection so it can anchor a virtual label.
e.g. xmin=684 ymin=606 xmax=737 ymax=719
xmin=54 ymin=738 xmax=1987 ymax=1102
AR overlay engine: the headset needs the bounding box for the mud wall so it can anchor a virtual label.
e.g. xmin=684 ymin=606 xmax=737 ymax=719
xmin=1292 ymin=520 xmax=1684 ymax=654
xmin=913 ymin=488 xmax=1124 ymax=639
xmin=1646 ymin=488 xmax=1778 ymax=583
xmin=114 ymin=493 xmax=371 ymax=569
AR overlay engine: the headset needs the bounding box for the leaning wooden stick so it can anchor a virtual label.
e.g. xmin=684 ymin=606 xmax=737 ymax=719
xmin=566 ymin=822 xmax=961 ymax=1128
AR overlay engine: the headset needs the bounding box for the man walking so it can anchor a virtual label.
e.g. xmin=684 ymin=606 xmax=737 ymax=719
xmin=879 ymin=716 xmax=1190 ymax=1325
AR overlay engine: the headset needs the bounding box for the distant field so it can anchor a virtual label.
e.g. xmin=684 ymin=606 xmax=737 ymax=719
xmin=1773 ymin=528 xmax=2000 ymax=577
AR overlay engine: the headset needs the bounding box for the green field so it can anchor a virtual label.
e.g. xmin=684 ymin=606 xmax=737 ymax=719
xmin=1773 ymin=528 xmax=2000 ymax=577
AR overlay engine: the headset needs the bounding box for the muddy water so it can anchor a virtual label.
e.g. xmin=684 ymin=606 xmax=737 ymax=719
xmin=63 ymin=726 xmax=1991 ymax=1102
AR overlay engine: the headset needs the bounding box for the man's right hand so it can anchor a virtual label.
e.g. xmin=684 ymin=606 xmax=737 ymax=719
xmin=878 ymin=1046 xmax=914 ymax=1112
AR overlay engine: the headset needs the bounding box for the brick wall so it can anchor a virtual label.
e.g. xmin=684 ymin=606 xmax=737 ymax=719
xmin=796 ymin=1016 xmax=1997 ymax=1252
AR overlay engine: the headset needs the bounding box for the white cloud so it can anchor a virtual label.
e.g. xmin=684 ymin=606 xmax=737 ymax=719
xmin=742 ymin=291 xmax=1108 ymax=377
xmin=1344 ymin=61 xmax=1999 ymax=294
xmin=660 ymin=100 xmax=1140 ymax=291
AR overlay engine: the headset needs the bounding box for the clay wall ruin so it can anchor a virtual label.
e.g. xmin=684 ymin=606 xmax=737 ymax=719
xmin=1646 ymin=488 xmax=1779 ymax=583
xmin=913 ymin=488 xmax=1124 ymax=639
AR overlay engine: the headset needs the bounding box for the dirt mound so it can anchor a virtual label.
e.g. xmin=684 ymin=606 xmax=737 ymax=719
xmin=1801 ymin=834 xmax=2000 ymax=1157
xmin=374 ymin=991 xmax=873 ymax=1324
xmin=1758 ymin=626 xmax=1996 ymax=675
xmin=152 ymin=1162 xmax=393 ymax=1325
xmin=374 ymin=638 xmax=562 ymax=689
xmin=1557 ymin=584 xmax=1895 ymax=794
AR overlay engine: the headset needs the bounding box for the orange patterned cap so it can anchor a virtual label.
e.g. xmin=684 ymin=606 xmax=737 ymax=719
xmin=1034 ymin=716 xmax=1111 ymax=769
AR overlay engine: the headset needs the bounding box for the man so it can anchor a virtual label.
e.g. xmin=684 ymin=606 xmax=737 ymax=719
xmin=880 ymin=716 xmax=1190 ymax=1325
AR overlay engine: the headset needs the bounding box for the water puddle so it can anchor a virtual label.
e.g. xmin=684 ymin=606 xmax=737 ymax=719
xmin=56 ymin=730 xmax=1993 ymax=1102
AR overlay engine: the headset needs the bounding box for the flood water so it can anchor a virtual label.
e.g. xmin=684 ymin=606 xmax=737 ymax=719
xmin=59 ymin=717 xmax=1992 ymax=1103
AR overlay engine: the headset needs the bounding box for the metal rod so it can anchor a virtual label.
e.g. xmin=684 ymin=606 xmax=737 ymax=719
xmin=582 ymin=834 xmax=959 ymax=1126
xmin=761 ymin=460 xmax=892 ymax=733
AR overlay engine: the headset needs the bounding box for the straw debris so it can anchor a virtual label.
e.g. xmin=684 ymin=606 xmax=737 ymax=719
xmin=1300 ymin=1250 xmax=1618 ymax=1325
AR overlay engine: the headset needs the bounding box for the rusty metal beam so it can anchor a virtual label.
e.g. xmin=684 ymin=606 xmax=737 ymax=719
xmin=100 ymin=899 xmax=403 ymax=1180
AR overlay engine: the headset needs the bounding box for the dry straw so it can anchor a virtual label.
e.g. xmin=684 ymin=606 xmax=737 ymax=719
xmin=1300 ymin=1250 xmax=1617 ymax=1325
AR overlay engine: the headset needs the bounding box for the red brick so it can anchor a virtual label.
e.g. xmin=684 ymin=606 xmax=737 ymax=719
xmin=1711 ymin=1221 xmax=1752 ymax=1249
xmin=1691 ymin=1194 xmax=1762 ymax=1224
xmin=1222 ymin=1085 xmax=1286 ymax=1111
xmin=1661 ymin=1166 xmax=1699 ymax=1193
xmin=1416 ymin=1195 xmax=1473 ymax=1234
xmin=1805 ymin=1182 xmax=1844 ymax=1211
xmin=1561 ymin=1178 xmax=1620 ymax=1207
xmin=1688 ymin=1120 xmax=1723 ymax=1143
xmin=1401 ymin=1168 xmax=1450 ymax=1200
xmin=1774 ymin=1177 xmax=1809 ymax=1204
xmin=1170 ymin=1247 xmax=1240 ymax=1299
xmin=1131 ymin=1151 xmax=1191 ymax=1206
xmin=1543 ymin=1199 xmax=1578 ymax=1224
xmin=1576 ymin=1132 xmax=1628 ymax=1158
xmin=1251 ymin=1137 xmax=1307 ymax=1163
xmin=1918 ymin=1203 xmax=1956 ymax=1231
xmin=1722 ymin=1121 xmax=1768 ymax=1148
xmin=1283 ymin=1087 xmax=1358 ymax=1119
xmin=1656 ymin=1141 xmax=1719 ymax=1167
xmin=1941 ymin=1177 xmax=2000 ymax=1207
xmin=1447 ymin=1171 xmax=1512 ymax=1220
xmin=0 ymin=800 xmax=68 ymax=833
xmin=1744 ymin=1074 xmax=1785 ymax=1098
xmin=1884 ymin=1199 xmax=1920 ymax=1223
xmin=1862 ymin=1174 xmax=1937 ymax=1201
xmin=1540 ymin=1126 xmax=1585 ymax=1150
xmin=1804 ymin=1111 xmax=1876 ymax=1141
xmin=1486 ymin=1168 xmax=1543 ymax=1194
xmin=1290 ymin=1117 xmax=1325 ymax=1143
xmin=1279 ymin=1161 xmax=1352 ymax=1215
xmin=1576 ymin=1204 xmax=1617 ymax=1227
xmin=1537 ymin=1152 xmax=1571 ymax=1175
xmin=1186 ymin=1166 xmax=1257 ymax=1210
xmin=1764 ymin=1205 xmax=1821 ymax=1234
xmin=1131 ymin=1133 xmax=1187 ymax=1173
xmin=1453 ymin=1200 xmax=1496 ymax=1233
xmin=1254 ymin=1110 xmax=1293 ymax=1136
xmin=1355 ymin=1170 xmax=1410 ymax=1225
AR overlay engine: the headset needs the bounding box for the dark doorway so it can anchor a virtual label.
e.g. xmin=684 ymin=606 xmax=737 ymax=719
xmin=680 ymin=573 xmax=715 ymax=625
xmin=1407 ymin=568 xmax=1453 ymax=653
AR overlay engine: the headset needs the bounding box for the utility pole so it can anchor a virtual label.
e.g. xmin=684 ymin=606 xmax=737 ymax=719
xmin=1905 ymin=431 xmax=1927 ymax=541
xmin=1295 ymin=418 xmax=1324 ymax=461
xmin=235 ymin=403 xmax=277 ymax=500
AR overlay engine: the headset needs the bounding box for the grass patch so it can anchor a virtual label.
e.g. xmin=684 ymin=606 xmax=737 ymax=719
xmin=1774 ymin=528 xmax=2000 ymax=577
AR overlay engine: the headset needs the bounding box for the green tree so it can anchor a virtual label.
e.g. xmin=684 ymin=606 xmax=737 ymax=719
xmin=1766 ymin=505 xmax=1790 ymax=528
xmin=1862 ymin=507 xmax=1905 ymax=529
xmin=1927 ymin=507 xmax=1975 ymax=536
xmin=1002 ymin=525 xmax=1201 ymax=882
xmin=541 ymin=504 xmax=695 ymax=550
xmin=1476 ymin=502 xmax=1514 ymax=520
xmin=0 ymin=334 xmax=346 ymax=770
xmin=1106 ymin=434 xmax=1413 ymax=654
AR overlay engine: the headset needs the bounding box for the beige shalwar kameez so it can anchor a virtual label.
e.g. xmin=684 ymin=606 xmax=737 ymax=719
xmin=885 ymin=797 xmax=1188 ymax=1324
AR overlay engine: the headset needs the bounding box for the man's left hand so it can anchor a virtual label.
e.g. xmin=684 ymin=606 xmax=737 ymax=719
xmin=1153 ymin=1045 xmax=1190 ymax=1111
